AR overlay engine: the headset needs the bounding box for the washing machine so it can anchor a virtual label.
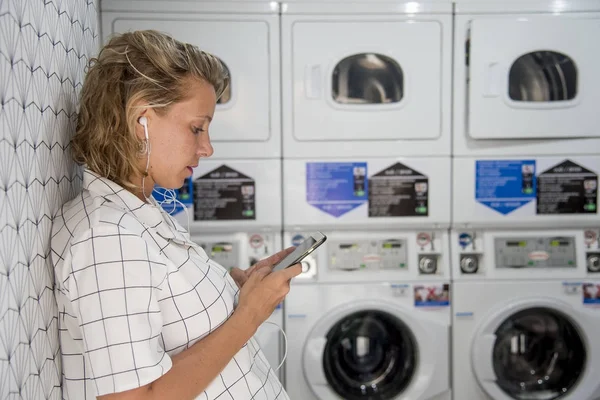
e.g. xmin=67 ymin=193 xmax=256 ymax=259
xmin=452 ymin=228 xmax=600 ymax=398
xmin=453 ymin=276 xmax=600 ymax=400
xmin=283 ymin=231 xmax=452 ymax=400
xmin=280 ymin=0 xmax=453 ymax=234
xmin=101 ymin=1 xmax=285 ymax=376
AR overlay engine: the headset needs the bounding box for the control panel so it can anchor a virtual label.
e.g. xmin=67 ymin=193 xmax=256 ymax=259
xmin=197 ymin=233 xmax=275 ymax=271
xmin=199 ymin=241 xmax=240 ymax=270
xmin=328 ymin=239 xmax=408 ymax=271
xmin=288 ymin=230 xmax=449 ymax=282
xmin=454 ymin=229 xmax=600 ymax=278
xmin=494 ymin=237 xmax=576 ymax=269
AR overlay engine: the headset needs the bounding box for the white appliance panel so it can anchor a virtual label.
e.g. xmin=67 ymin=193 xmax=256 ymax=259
xmin=468 ymin=16 xmax=600 ymax=140
xmin=450 ymin=228 xmax=600 ymax=281
xmin=281 ymin=12 xmax=452 ymax=158
xmin=452 ymin=12 xmax=600 ymax=157
xmin=284 ymin=230 xmax=451 ymax=284
xmin=291 ymin=20 xmax=442 ymax=141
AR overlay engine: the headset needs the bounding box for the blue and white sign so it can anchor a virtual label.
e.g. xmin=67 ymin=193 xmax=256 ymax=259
xmin=458 ymin=233 xmax=472 ymax=249
xmin=306 ymin=162 xmax=368 ymax=218
xmin=476 ymin=160 xmax=536 ymax=215
xmin=291 ymin=234 xmax=305 ymax=247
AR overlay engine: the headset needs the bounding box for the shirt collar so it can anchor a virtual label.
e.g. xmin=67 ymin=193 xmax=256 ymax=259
xmin=82 ymin=168 xmax=188 ymax=242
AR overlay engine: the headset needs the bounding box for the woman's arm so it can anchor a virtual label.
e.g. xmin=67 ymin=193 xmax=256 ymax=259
xmin=98 ymin=308 xmax=255 ymax=400
xmin=98 ymin=250 xmax=301 ymax=400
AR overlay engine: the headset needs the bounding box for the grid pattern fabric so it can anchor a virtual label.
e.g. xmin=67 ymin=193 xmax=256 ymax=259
xmin=0 ymin=0 xmax=99 ymax=398
xmin=50 ymin=170 xmax=288 ymax=400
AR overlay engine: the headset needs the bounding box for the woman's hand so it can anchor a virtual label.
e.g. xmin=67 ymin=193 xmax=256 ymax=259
xmin=234 ymin=251 xmax=302 ymax=330
xmin=230 ymin=246 xmax=296 ymax=288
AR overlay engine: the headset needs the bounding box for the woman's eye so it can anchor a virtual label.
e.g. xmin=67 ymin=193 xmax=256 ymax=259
xmin=192 ymin=127 xmax=204 ymax=135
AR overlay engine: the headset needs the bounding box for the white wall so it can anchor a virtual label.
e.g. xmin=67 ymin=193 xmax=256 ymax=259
xmin=0 ymin=0 xmax=99 ymax=398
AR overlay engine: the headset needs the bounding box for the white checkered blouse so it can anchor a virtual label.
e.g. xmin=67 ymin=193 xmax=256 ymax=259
xmin=50 ymin=169 xmax=289 ymax=400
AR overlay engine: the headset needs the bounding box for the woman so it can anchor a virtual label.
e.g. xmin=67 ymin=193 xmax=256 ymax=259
xmin=50 ymin=30 xmax=300 ymax=400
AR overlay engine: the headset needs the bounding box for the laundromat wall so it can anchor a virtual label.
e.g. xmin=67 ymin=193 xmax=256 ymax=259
xmin=1 ymin=0 xmax=599 ymax=399
xmin=0 ymin=0 xmax=100 ymax=398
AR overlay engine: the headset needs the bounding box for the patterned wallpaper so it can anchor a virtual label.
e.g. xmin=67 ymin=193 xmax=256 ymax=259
xmin=0 ymin=0 xmax=99 ymax=398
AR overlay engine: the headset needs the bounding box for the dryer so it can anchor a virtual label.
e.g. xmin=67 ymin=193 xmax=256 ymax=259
xmin=281 ymin=1 xmax=452 ymax=159
xmin=101 ymin=0 xmax=281 ymax=159
xmin=451 ymin=0 xmax=600 ymax=275
xmin=101 ymin=1 xmax=285 ymax=377
xmin=453 ymin=1 xmax=600 ymax=152
xmin=284 ymin=230 xmax=451 ymax=400
xmin=280 ymin=1 xmax=453 ymax=280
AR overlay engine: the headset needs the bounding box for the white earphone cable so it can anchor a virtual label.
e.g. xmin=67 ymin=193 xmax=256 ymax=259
xmin=153 ymin=187 xmax=191 ymax=233
xmin=262 ymin=320 xmax=288 ymax=372
xmin=139 ymin=116 xmax=191 ymax=232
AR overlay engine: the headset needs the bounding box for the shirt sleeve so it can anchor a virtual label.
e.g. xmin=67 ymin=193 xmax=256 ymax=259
xmin=66 ymin=224 xmax=173 ymax=396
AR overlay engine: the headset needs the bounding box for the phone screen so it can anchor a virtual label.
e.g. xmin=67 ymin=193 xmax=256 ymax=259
xmin=272 ymin=235 xmax=324 ymax=271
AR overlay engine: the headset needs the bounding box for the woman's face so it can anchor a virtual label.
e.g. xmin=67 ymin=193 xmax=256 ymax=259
xmin=137 ymin=77 xmax=217 ymax=194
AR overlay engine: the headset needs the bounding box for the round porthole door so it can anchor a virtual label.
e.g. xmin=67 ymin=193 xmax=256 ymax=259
xmin=471 ymin=299 xmax=600 ymax=400
xmin=303 ymin=301 xmax=449 ymax=400
xmin=322 ymin=309 xmax=416 ymax=400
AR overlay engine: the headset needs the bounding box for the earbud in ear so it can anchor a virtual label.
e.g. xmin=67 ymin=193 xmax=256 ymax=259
xmin=138 ymin=116 xmax=149 ymax=142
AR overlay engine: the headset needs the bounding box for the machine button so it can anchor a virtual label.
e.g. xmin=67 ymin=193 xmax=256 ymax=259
xmin=418 ymin=256 xmax=437 ymax=274
xmin=587 ymin=254 xmax=600 ymax=273
xmin=460 ymin=255 xmax=478 ymax=274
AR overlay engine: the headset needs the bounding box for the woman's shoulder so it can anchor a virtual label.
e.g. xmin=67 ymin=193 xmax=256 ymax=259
xmin=51 ymin=188 xmax=150 ymax=255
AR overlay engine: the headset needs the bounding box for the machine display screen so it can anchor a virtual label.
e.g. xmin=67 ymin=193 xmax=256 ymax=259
xmin=506 ymin=241 xmax=527 ymax=247
xmin=495 ymin=236 xmax=576 ymax=269
xmin=212 ymin=243 xmax=233 ymax=253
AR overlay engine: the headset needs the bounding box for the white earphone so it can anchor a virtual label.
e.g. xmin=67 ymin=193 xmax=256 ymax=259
xmin=138 ymin=116 xmax=149 ymax=141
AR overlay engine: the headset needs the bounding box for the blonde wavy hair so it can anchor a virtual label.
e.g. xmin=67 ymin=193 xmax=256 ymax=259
xmin=71 ymin=30 xmax=229 ymax=190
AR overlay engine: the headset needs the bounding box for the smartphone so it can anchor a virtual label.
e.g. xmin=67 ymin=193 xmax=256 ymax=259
xmin=272 ymin=232 xmax=327 ymax=272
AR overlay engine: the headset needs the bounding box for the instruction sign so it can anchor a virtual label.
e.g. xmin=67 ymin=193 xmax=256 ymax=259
xmin=369 ymin=162 xmax=428 ymax=217
xmin=537 ymin=160 xmax=597 ymax=214
xmin=306 ymin=162 xmax=368 ymax=218
xmin=476 ymin=160 xmax=536 ymax=215
xmin=193 ymin=165 xmax=256 ymax=221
